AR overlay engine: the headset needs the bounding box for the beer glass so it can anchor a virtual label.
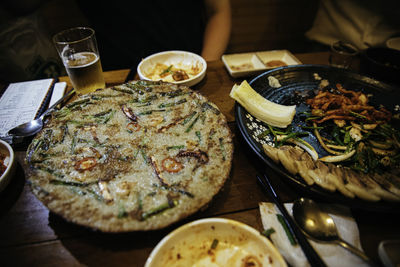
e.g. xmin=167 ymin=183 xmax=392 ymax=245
xmin=53 ymin=27 xmax=105 ymax=95
xmin=329 ymin=41 xmax=359 ymax=69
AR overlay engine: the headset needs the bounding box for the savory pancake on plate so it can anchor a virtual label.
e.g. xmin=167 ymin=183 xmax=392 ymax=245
xmin=25 ymin=80 xmax=233 ymax=232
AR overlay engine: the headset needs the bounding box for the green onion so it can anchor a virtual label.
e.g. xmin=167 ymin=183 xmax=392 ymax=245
xmin=196 ymin=131 xmax=202 ymax=143
xmin=140 ymin=149 xmax=148 ymax=164
xmin=141 ymin=199 xmax=178 ymax=220
xmin=267 ymin=124 xmax=278 ymax=145
xmin=257 ymin=129 xmax=271 ymax=139
xmin=50 ymin=179 xmax=90 ymax=187
xmin=152 ymin=183 xmax=195 ymax=198
xmin=111 ymin=87 xmax=134 ymax=94
xmin=160 ymin=65 xmax=173 ymax=76
xmin=182 ymin=111 xmax=197 ymax=125
xmin=66 ymin=98 xmax=91 ymax=108
xmin=158 ymin=98 xmax=187 ymax=108
xmin=86 ymin=188 xmax=104 ymax=202
xmin=167 ymin=145 xmax=185 ymax=150
xmin=261 ymin=228 xmax=276 ymax=238
xmin=349 ymin=111 xmax=367 ymax=120
xmin=300 ymin=125 xmax=324 ymax=130
xmin=201 ymin=102 xmax=220 ymax=115
xmin=54 ymin=108 xmax=71 ymax=118
xmin=276 ymin=214 xmax=297 ymax=246
xmin=34 ymin=166 xmax=64 ymax=178
xmin=210 ymin=239 xmax=219 ymax=249
xmin=118 ymin=203 xmax=128 ymax=218
xmin=138 ymin=109 xmax=166 ymax=115
xmin=160 ymin=89 xmax=188 ymax=98
xmin=278 ymin=132 xmax=309 ymax=146
xmin=70 ymin=134 xmax=77 ymax=154
xmin=219 ymin=137 xmax=226 ymax=160
xmin=344 ymin=130 xmax=351 ymax=144
xmin=185 ymin=115 xmax=199 ymax=133
xmin=305 ymin=116 xmax=322 ymax=121
xmin=137 ymin=192 xmax=143 ymax=210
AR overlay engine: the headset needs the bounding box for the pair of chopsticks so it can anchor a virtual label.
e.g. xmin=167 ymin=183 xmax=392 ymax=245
xmin=257 ymin=172 xmax=327 ymax=267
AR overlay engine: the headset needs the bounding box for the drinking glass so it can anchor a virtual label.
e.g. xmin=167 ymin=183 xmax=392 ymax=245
xmin=329 ymin=41 xmax=359 ymax=69
xmin=53 ymin=27 xmax=105 ymax=95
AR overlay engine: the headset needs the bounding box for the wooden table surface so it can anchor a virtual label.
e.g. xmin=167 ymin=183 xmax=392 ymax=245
xmin=1 ymin=52 xmax=399 ymax=267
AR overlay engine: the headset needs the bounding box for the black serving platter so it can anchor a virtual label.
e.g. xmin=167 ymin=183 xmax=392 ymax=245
xmin=235 ymin=64 xmax=400 ymax=212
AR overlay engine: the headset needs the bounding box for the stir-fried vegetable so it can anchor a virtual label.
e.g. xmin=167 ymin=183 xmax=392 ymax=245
xmin=257 ymin=83 xmax=399 ymax=174
xmin=304 ymin=84 xmax=399 ymax=173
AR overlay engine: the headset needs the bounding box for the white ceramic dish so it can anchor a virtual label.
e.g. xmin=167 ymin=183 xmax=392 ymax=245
xmin=145 ymin=217 xmax=287 ymax=267
xmin=222 ymin=50 xmax=301 ymax=78
xmin=137 ymin=50 xmax=207 ymax=87
xmin=0 ymin=139 xmax=16 ymax=192
xmin=378 ymin=240 xmax=400 ymax=267
xmin=386 ymin=37 xmax=400 ymax=51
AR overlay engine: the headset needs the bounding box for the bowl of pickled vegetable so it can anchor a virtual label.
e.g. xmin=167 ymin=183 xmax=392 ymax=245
xmin=137 ymin=50 xmax=207 ymax=87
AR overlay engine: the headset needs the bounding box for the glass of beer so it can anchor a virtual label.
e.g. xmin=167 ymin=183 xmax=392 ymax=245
xmin=53 ymin=27 xmax=105 ymax=95
xmin=329 ymin=41 xmax=359 ymax=69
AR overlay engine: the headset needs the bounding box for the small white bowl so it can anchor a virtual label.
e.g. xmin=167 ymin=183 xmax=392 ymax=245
xmin=137 ymin=50 xmax=207 ymax=87
xmin=145 ymin=218 xmax=287 ymax=267
xmin=0 ymin=139 xmax=16 ymax=192
xmin=386 ymin=37 xmax=400 ymax=51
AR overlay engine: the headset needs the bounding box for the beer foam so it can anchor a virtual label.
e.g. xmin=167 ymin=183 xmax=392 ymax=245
xmin=65 ymin=52 xmax=98 ymax=68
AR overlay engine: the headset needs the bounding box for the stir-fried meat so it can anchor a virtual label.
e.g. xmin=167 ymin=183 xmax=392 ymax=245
xmin=306 ymin=84 xmax=392 ymax=123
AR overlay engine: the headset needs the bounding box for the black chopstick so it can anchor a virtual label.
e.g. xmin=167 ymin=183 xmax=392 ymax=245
xmin=257 ymin=172 xmax=327 ymax=267
xmin=124 ymin=67 xmax=136 ymax=83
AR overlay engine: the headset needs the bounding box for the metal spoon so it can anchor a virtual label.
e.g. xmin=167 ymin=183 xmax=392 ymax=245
xmin=292 ymin=198 xmax=374 ymax=265
xmin=8 ymin=89 xmax=75 ymax=137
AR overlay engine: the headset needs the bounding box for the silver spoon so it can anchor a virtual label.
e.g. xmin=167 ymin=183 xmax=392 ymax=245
xmin=292 ymin=198 xmax=374 ymax=265
xmin=8 ymin=89 xmax=75 ymax=137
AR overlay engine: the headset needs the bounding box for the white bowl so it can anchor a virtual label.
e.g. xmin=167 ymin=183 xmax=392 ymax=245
xmin=386 ymin=37 xmax=400 ymax=51
xmin=0 ymin=139 xmax=16 ymax=192
xmin=137 ymin=50 xmax=207 ymax=87
xmin=145 ymin=218 xmax=287 ymax=267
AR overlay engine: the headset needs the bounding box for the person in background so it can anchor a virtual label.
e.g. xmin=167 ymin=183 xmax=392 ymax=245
xmin=0 ymin=0 xmax=66 ymax=83
xmin=305 ymin=0 xmax=400 ymax=51
xmin=200 ymin=0 xmax=231 ymax=61
xmin=77 ymin=0 xmax=231 ymax=71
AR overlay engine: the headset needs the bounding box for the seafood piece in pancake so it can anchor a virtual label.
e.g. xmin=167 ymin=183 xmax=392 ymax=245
xmin=341 ymin=168 xmax=380 ymax=202
xmin=326 ymin=163 xmax=355 ymax=198
xmin=307 ymin=161 xmax=336 ymax=192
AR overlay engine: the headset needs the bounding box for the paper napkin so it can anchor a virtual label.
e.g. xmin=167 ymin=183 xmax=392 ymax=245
xmin=49 ymin=82 xmax=67 ymax=107
xmin=259 ymin=202 xmax=369 ymax=267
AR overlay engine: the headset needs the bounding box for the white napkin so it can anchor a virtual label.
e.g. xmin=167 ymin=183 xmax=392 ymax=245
xmin=259 ymin=202 xmax=369 ymax=267
xmin=49 ymin=82 xmax=67 ymax=107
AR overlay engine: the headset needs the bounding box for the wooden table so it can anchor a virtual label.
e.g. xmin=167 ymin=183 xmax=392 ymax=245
xmin=1 ymin=52 xmax=398 ymax=266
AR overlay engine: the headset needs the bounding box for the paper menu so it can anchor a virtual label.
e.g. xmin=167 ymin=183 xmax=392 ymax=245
xmin=0 ymin=78 xmax=55 ymax=137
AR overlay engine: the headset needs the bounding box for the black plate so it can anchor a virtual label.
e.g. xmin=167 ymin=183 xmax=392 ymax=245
xmin=235 ymin=64 xmax=400 ymax=212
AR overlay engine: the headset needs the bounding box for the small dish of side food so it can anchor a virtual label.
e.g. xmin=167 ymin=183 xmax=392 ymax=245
xmin=137 ymin=50 xmax=207 ymax=87
xmin=0 ymin=139 xmax=16 ymax=192
xmin=222 ymin=50 xmax=301 ymax=78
